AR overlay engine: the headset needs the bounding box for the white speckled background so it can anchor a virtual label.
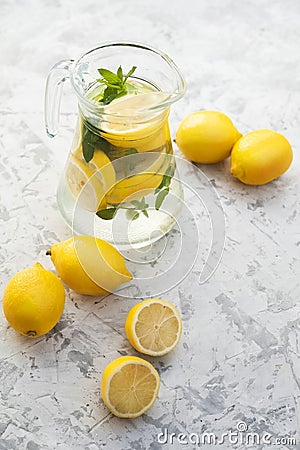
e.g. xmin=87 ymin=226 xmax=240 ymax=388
xmin=1 ymin=0 xmax=300 ymax=449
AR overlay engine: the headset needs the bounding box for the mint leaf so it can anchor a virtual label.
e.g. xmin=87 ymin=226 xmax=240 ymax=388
xmin=81 ymin=120 xmax=112 ymax=162
xmin=96 ymin=208 xmax=117 ymax=220
xmin=117 ymin=66 xmax=123 ymax=81
xmin=102 ymin=86 xmax=119 ymax=105
xmin=82 ymin=142 xmax=95 ymax=163
xmin=124 ymin=66 xmax=137 ymax=83
xmin=96 ymin=79 xmax=120 ymax=89
xmin=131 ymin=197 xmax=149 ymax=210
xmin=97 ymin=68 xmax=120 ymax=85
xmin=155 ymin=188 xmax=169 ymax=210
xmin=113 ymin=88 xmax=127 ymax=101
xmin=131 ymin=200 xmax=143 ymax=208
xmin=126 ymin=209 xmax=137 ymax=220
xmin=155 ymin=163 xmax=175 ymax=193
xmin=123 ymin=148 xmax=138 ymax=156
xmin=140 ymin=197 xmax=149 ymax=209
xmin=82 ymin=126 xmax=95 ymax=162
xmin=96 ymin=65 xmax=137 ymax=105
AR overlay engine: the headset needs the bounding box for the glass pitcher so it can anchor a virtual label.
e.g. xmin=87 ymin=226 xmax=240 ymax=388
xmin=45 ymin=42 xmax=186 ymax=249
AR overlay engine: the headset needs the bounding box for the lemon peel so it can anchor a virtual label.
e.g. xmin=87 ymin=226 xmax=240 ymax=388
xmin=176 ymin=110 xmax=241 ymax=163
xmin=2 ymin=263 xmax=65 ymax=337
xmin=230 ymin=129 xmax=293 ymax=185
xmin=47 ymin=236 xmax=132 ymax=295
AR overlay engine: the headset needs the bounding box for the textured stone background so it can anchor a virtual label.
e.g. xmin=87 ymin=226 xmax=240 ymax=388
xmin=0 ymin=0 xmax=300 ymax=449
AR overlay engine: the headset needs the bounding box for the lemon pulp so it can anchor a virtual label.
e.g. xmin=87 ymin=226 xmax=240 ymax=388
xmin=125 ymin=298 xmax=182 ymax=356
xmin=101 ymin=356 xmax=160 ymax=418
xmin=64 ymin=80 xmax=174 ymax=209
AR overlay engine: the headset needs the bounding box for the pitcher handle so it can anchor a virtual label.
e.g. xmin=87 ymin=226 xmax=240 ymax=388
xmin=44 ymin=59 xmax=74 ymax=138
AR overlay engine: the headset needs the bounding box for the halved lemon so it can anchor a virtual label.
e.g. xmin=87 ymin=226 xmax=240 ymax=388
xmin=65 ymin=155 xmax=106 ymax=212
xmin=101 ymin=356 xmax=160 ymax=418
xmin=125 ymin=298 xmax=182 ymax=356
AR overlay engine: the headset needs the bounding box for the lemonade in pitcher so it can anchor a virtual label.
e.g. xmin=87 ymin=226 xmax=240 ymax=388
xmin=45 ymin=43 xmax=186 ymax=248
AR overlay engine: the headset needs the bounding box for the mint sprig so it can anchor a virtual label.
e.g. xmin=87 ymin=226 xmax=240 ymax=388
xmin=96 ymin=164 xmax=176 ymax=219
xmin=97 ymin=197 xmax=149 ymax=221
xmin=97 ymin=66 xmax=137 ymax=105
xmin=154 ymin=164 xmax=175 ymax=210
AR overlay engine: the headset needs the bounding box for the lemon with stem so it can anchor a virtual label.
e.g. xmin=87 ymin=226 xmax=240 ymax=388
xmin=47 ymin=236 xmax=132 ymax=296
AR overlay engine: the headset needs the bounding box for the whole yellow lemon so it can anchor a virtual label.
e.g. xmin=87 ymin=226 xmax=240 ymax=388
xmin=175 ymin=110 xmax=241 ymax=163
xmin=230 ymin=129 xmax=293 ymax=185
xmin=47 ymin=236 xmax=132 ymax=296
xmin=2 ymin=263 xmax=65 ymax=338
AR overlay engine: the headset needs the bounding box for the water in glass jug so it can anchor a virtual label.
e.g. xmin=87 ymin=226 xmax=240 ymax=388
xmin=45 ymin=42 xmax=186 ymax=249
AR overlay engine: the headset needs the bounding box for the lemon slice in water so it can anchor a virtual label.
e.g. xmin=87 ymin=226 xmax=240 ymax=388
xmin=106 ymin=150 xmax=173 ymax=204
xmin=101 ymin=92 xmax=171 ymax=151
xmin=88 ymin=149 xmax=116 ymax=191
xmin=65 ymin=155 xmax=106 ymax=212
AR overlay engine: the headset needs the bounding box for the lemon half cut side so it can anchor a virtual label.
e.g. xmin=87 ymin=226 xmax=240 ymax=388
xmin=101 ymin=356 xmax=160 ymax=418
xmin=125 ymin=298 xmax=182 ymax=356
